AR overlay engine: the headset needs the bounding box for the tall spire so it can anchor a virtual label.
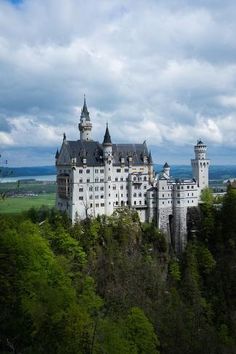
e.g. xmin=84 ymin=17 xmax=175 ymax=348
xmin=79 ymin=95 xmax=92 ymax=141
xmin=103 ymin=123 xmax=112 ymax=145
xmin=81 ymin=94 xmax=90 ymax=121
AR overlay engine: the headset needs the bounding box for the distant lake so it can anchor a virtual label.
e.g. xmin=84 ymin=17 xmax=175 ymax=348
xmin=1 ymin=175 xmax=56 ymax=183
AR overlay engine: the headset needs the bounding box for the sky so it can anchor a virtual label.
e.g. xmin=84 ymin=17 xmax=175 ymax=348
xmin=0 ymin=0 xmax=236 ymax=166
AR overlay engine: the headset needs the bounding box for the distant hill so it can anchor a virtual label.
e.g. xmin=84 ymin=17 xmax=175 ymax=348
xmin=5 ymin=164 xmax=236 ymax=181
xmin=8 ymin=166 xmax=56 ymax=178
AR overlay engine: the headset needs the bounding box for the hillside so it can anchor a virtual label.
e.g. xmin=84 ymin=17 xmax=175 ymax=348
xmin=0 ymin=187 xmax=235 ymax=353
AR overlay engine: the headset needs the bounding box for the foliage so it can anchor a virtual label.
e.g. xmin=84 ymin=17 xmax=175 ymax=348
xmin=0 ymin=196 xmax=236 ymax=353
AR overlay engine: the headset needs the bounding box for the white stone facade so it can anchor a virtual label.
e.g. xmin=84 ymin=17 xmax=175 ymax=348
xmin=56 ymin=99 xmax=210 ymax=252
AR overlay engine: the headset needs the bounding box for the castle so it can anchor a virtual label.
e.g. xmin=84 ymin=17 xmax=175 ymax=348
xmin=55 ymin=97 xmax=210 ymax=252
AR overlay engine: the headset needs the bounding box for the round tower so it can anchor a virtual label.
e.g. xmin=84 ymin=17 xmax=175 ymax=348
xmin=191 ymin=140 xmax=210 ymax=192
xmin=78 ymin=95 xmax=92 ymax=141
xmin=103 ymin=124 xmax=113 ymax=215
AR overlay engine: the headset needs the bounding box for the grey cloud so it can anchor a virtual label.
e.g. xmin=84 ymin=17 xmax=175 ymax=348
xmin=1 ymin=0 xmax=236 ymax=165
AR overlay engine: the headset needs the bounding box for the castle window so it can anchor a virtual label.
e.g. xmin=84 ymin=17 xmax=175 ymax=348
xmin=115 ymin=177 xmax=118 ymax=181
xmin=192 ymin=193 xmax=194 ymax=196
xmin=100 ymin=186 xmax=104 ymax=191
xmin=187 ymin=186 xmax=190 ymax=189
xmin=95 ymin=169 xmax=99 ymax=173
xmin=134 ymin=201 xmax=136 ymax=205
xmin=139 ymin=193 xmax=142 ymax=197
xmin=120 ymin=177 xmax=124 ymax=181
xmin=79 ymin=179 xmax=83 ymax=183
xmin=116 ymin=168 xmax=121 ymax=173
xmin=108 ymin=176 xmax=111 ymax=181
xmin=144 ymin=185 xmax=147 ymax=189
xmin=162 ymin=187 xmax=164 ymax=190
xmin=116 ymin=201 xmax=118 ymax=205
xmin=177 ymin=193 xmax=180 ymax=197
xmin=87 ymin=179 xmax=90 ymax=183
xmin=121 ymin=194 xmax=123 ymax=197
xmin=144 ymin=176 xmax=147 ymax=181
xmin=101 ymin=203 xmax=104 ymax=207
xmin=95 ymin=195 xmax=99 ymax=199
xmin=101 ymin=195 xmax=104 ymax=199
xmin=120 ymin=185 xmax=124 ymax=190
xmin=192 ymin=200 xmax=194 ymax=203
xmin=177 ymin=186 xmax=180 ymax=189
xmin=95 ymin=186 xmax=99 ymax=191
xmin=90 ymin=203 xmax=93 ymax=207
xmin=79 ymin=188 xmax=83 ymax=192
xmin=79 ymin=196 xmax=83 ymax=200
xmin=125 ymin=168 xmax=129 ymax=172
xmin=177 ymin=201 xmax=180 ymax=204
xmin=139 ymin=201 xmax=142 ymax=205
xmin=86 ymin=169 xmax=90 ymax=173
xmin=181 ymin=186 xmax=183 ymax=189
xmin=162 ymin=194 xmax=164 ymax=197
xmin=162 ymin=202 xmax=164 ymax=205
xmin=100 ymin=178 xmax=104 ymax=182
xmin=89 ymin=195 xmax=93 ymax=199
xmin=95 ymin=178 xmax=99 ymax=182
xmin=79 ymin=170 xmax=83 ymax=174
xmin=89 ymin=186 xmax=93 ymax=191
xmin=134 ymin=193 xmax=137 ymax=197
xmin=96 ymin=203 xmax=99 ymax=207
xmin=100 ymin=169 xmax=104 ymax=173
xmin=191 ymin=186 xmax=194 ymax=189
xmin=145 ymin=200 xmax=147 ymax=204
xmin=188 ymin=200 xmax=189 ymax=203
xmin=113 ymin=186 xmax=116 ymax=190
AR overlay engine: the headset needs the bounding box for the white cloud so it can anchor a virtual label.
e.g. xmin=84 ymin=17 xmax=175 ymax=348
xmin=1 ymin=0 xmax=236 ymax=165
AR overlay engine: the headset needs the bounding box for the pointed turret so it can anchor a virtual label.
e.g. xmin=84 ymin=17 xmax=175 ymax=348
xmin=163 ymin=162 xmax=170 ymax=178
xmin=103 ymin=123 xmax=112 ymax=145
xmin=79 ymin=95 xmax=92 ymax=141
xmin=55 ymin=149 xmax=59 ymax=159
xmin=148 ymin=150 xmax=153 ymax=164
xmin=81 ymin=95 xmax=90 ymax=121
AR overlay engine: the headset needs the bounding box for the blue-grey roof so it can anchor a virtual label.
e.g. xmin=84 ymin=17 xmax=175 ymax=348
xmin=103 ymin=125 xmax=112 ymax=145
xmin=112 ymin=143 xmax=149 ymax=166
xmin=63 ymin=140 xmax=150 ymax=167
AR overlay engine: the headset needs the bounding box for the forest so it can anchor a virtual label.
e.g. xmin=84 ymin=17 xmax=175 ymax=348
xmin=0 ymin=186 xmax=236 ymax=353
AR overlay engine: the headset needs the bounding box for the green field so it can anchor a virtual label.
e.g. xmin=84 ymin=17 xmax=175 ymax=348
xmin=0 ymin=193 xmax=56 ymax=214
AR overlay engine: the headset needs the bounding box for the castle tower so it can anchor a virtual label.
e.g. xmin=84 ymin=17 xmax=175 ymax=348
xmin=163 ymin=162 xmax=170 ymax=179
xmin=191 ymin=140 xmax=210 ymax=192
xmin=103 ymin=124 xmax=113 ymax=215
xmin=78 ymin=95 xmax=92 ymax=141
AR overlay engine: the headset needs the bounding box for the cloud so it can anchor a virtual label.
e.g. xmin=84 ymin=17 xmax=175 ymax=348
xmin=1 ymin=0 xmax=236 ymax=165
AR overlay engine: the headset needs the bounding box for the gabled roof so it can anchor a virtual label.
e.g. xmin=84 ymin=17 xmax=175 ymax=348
xmin=66 ymin=140 xmax=104 ymax=166
xmin=112 ymin=143 xmax=149 ymax=166
xmin=59 ymin=140 xmax=150 ymax=167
